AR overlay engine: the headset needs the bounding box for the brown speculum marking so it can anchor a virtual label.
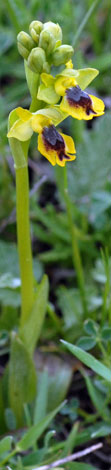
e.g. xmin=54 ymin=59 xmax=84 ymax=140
xmin=66 ymin=85 xmax=96 ymax=115
xmin=42 ymin=125 xmax=70 ymax=161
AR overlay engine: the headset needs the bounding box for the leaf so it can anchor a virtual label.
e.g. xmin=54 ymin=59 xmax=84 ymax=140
xmin=20 ymin=275 xmax=49 ymax=355
xmin=0 ymin=273 xmax=20 ymax=289
xmin=57 ymin=287 xmax=83 ymax=331
xmin=61 ymin=422 xmax=79 ymax=458
xmin=61 ymin=341 xmax=111 ymax=382
xmin=101 ymin=327 xmax=111 ymax=342
xmin=92 ymin=257 xmax=111 ymax=285
xmin=5 ymin=408 xmax=16 ymax=431
xmin=17 ymin=401 xmax=66 ymax=451
xmin=83 ymin=374 xmax=109 ymax=419
xmin=0 ymin=436 xmax=12 ymax=457
xmin=77 ymin=336 xmax=96 ymax=351
xmin=35 ymin=352 xmax=73 ymax=412
xmin=8 ymin=335 xmax=36 ymax=426
xmin=84 ymin=319 xmax=99 ymax=336
xmin=0 ymin=289 xmax=21 ymax=308
xmin=0 ymin=241 xmax=19 ymax=278
xmin=66 ymin=463 xmax=97 ymax=470
xmin=33 ymin=370 xmax=49 ymax=425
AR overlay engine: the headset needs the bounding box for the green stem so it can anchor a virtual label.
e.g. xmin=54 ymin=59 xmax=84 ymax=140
xmin=63 ymin=165 xmax=87 ymax=315
xmin=16 ymin=164 xmax=34 ymax=326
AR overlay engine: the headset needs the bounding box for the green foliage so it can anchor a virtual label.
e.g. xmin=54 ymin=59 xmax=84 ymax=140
xmin=9 ymin=335 xmax=37 ymax=426
xmin=20 ymin=275 xmax=49 ymax=355
xmin=62 ymin=341 xmax=111 ymax=382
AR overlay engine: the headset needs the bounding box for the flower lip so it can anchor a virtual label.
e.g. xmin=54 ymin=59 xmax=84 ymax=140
xmin=42 ymin=125 xmax=71 ymax=161
xmin=66 ymin=85 xmax=96 ymax=115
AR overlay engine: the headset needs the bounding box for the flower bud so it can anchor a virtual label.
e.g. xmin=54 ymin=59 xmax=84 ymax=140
xmin=29 ymin=20 xmax=43 ymax=43
xmin=17 ymin=31 xmax=35 ymax=60
xmin=43 ymin=21 xmax=62 ymax=43
xmin=27 ymin=47 xmax=46 ymax=73
xmin=52 ymin=45 xmax=74 ymax=66
xmin=39 ymin=30 xmax=55 ymax=55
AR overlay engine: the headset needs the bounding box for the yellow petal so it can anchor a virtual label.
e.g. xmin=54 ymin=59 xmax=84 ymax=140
xmin=60 ymin=93 xmax=104 ymax=120
xmin=89 ymin=94 xmax=105 ymax=115
xmin=31 ymin=115 xmax=51 ymax=133
xmin=60 ymin=132 xmax=76 ymax=156
xmin=15 ymin=107 xmax=32 ymax=121
xmin=38 ymin=133 xmax=56 ymax=166
xmin=66 ymin=59 xmax=73 ymax=69
xmin=55 ymin=76 xmax=77 ymax=96
xmin=41 ymin=73 xmax=55 ymax=86
xmin=7 ymin=119 xmax=33 ymax=141
xmin=38 ymin=128 xmax=76 ymax=167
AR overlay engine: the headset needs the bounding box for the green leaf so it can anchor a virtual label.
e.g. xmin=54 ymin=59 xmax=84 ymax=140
xmin=57 ymin=287 xmax=83 ymax=331
xmin=0 ymin=289 xmax=21 ymax=308
xmin=84 ymin=319 xmax=99 ymax=336
xmin=20 ymin=275 xmax=49 ymax=355
xmin=36 ymin=354 xmax=72 ymax=413
xmin=8 ymin=335 xmax=36 ymax=426
xmin=101 ymin=327 xmax=111 ymax=342
xmin=17 ymin=401 xmax=66 ymax=451
xmin=0 ymin=273 xmax=20 ymax=289
xmin=61 ymin=341 xmax=111 ymax=382
xmin=83 ymin=373 xmax=109 ymax=419
xmin=5 ymin=408 xmax=16 ymax=431
xmin=66 ymin=463 xmax=97 ymax=470
xmin=33 ymin=370 xmax=49 ymax=425
xmin=77 ymin=336 xmax=96 ymax=351
xmin=0 ymin=436 xmax=12 ymax=457
xmin=61 ymin=422 xmax=79 ymax=458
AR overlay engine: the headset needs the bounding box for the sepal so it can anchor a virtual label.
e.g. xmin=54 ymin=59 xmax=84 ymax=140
xmin=17 ymin=31 xmax=35 ymax=60
xmin=27 ymin=47 xmax=46 ymax=73
xmin=43 ymin=21 xmax=62 ymax=43
xmin=52 ymin=45 xmax=74 ymax=66
xmin=39 ymin=30 xmax=56 ymax=55
xmin=29 ymin=20 xmax=43 ymax=43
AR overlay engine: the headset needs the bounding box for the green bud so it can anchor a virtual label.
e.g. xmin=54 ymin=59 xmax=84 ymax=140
xmin=43 ymin=21 xmax=62 ymax=43
xmin=52 ymin=45 xmax=74 ymax=66
xmin=43 ymin=61 xmax=50 ymax=73
xmin=27 ymin=47 xmax=46 ymax=73
xmin=39 ymin=30 xmax=55 ymax=55
xmin=17 ymin=31 xmax=35 ymax=60
xmin=29 ymin=20 xmax=43 ymax=43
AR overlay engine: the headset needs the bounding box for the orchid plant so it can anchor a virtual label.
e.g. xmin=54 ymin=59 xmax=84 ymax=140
xmin=8 ymin=20 xmax=104 ymax=322
xmin=7 ymin=20 xmax=105 ymax=426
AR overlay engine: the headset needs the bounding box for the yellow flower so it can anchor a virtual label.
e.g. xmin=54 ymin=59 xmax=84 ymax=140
xmin=54 ymin=68 xmax=105 ymax=120
xmin=60 ymin=85 xmax=105 ymax=120
xmin=7 ymin=107 xmax=76 ymax=167
xmin=38 ymin=124 xmax=76 ymax=167
xmin=38 ymin=67 xmax=104 ymax=120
